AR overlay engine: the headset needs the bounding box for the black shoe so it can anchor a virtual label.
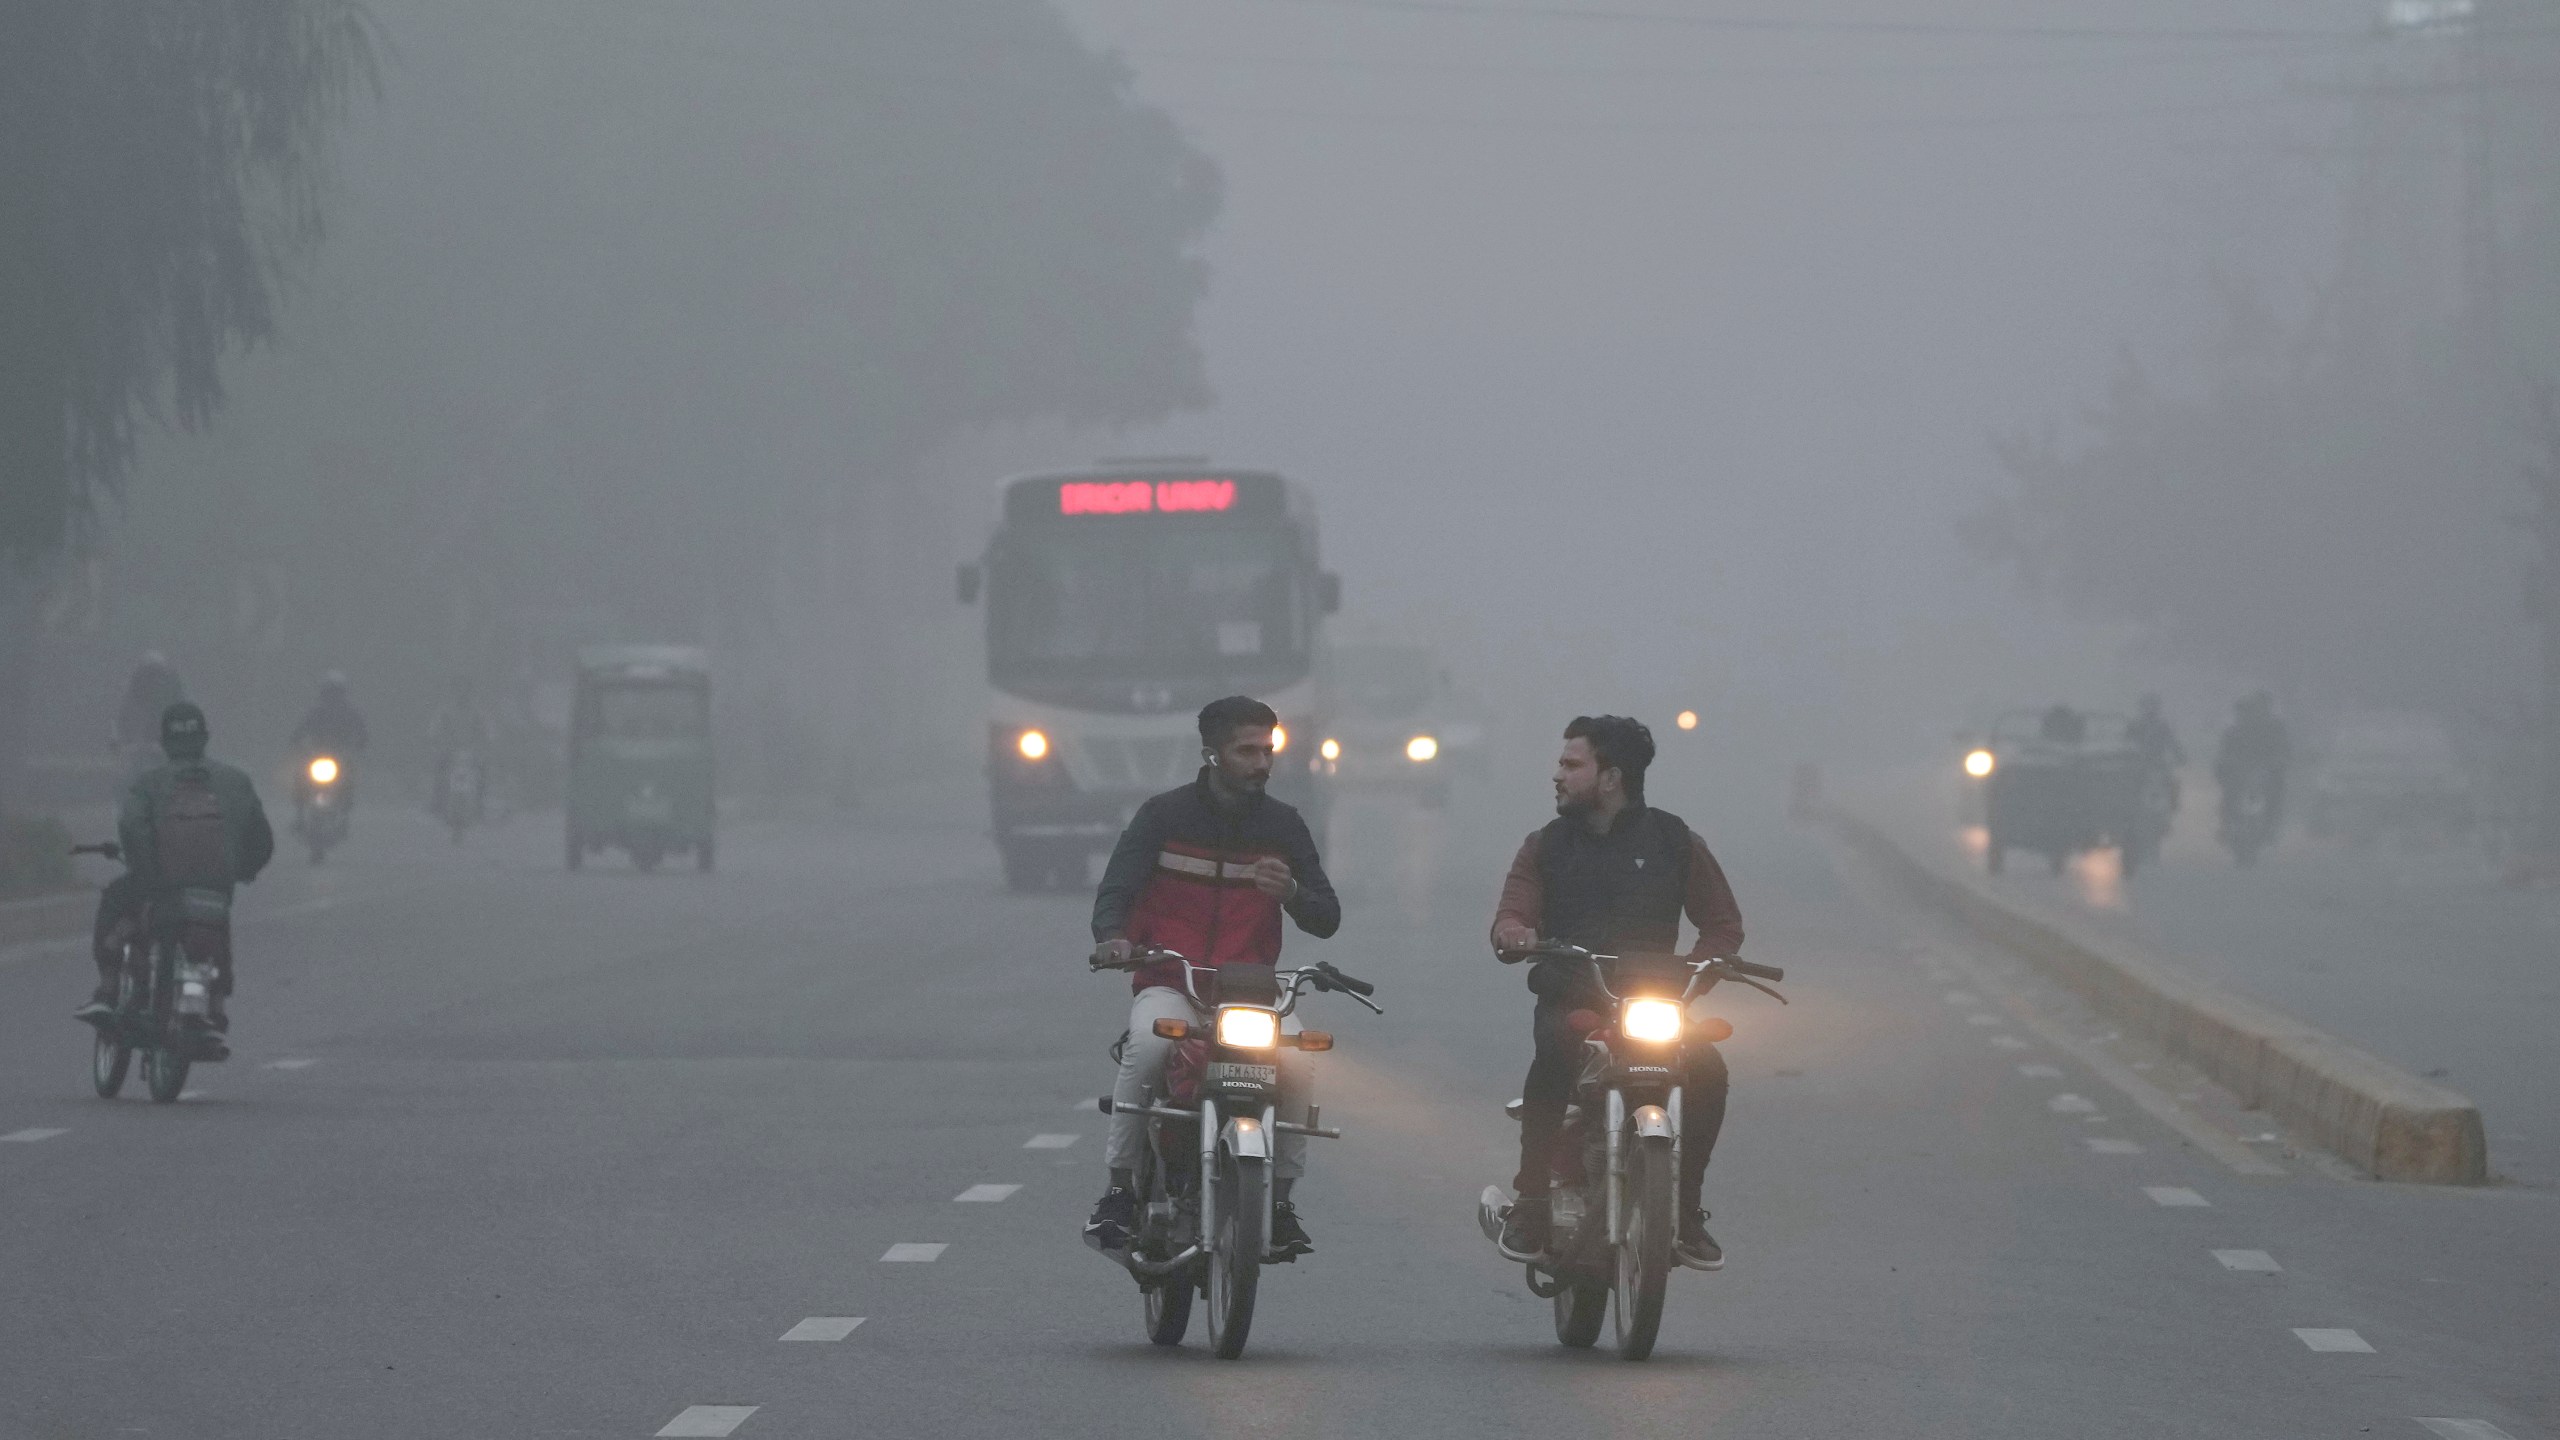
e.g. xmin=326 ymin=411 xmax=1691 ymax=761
xmin=1084 ymin=1186 xmax=1137 ymax=1248
xmin=1497 ymin=1195 xmax=1551 ymax=1262
xmin=205 ymin=999 xmax=229 ymax=1035
xmin=1676 ymin=1209 xmax=1724 ymax=1271
xmin=1269 ymin=1202 xmax=1313 ymax=1261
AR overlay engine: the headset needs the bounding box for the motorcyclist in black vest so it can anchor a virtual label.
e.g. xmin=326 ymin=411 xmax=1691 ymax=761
xmin=1491 ymin=715 xmax=1745 ymax=1270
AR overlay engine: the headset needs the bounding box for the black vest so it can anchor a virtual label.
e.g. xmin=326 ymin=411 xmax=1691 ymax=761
xmin=1534 ymin=805 xmax=1693 ymax=956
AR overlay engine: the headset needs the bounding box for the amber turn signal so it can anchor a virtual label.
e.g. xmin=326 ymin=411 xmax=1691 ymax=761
xmin=1151 ymin=1019 xmax=1190 ymax=1040
xmin=1290 ymin=1030 xmax=1333 ymax=1052
xmin=1694 ymin=1016 xmax=1735 ymax=1043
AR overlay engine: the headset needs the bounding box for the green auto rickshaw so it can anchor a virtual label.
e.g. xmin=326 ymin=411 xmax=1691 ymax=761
xmin=566 ymin=645 xmax=714 ymax=873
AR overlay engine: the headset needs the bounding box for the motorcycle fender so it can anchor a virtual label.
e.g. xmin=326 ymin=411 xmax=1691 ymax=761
xmin=1631 ymin=1104 xmax=1674 ymax=1140
xmin=1221 ymin=1113 xmax=1271 ymax=1162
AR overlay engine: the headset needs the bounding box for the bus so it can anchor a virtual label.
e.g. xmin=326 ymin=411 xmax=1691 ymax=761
xmin=957 ymin=460 xmax=1341 ymax=890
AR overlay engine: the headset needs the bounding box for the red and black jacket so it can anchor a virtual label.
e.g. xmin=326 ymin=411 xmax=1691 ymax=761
xmin=1092 ymin=769 xmax=1340 ymax=994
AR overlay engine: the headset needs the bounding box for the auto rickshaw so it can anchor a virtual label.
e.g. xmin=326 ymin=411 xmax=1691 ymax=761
xmin=1972 ymin=708 xmax=2148 ymax=876
xmin=566 ymin=646 xmax=714 ymax=873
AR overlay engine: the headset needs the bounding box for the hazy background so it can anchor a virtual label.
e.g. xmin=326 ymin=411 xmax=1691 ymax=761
xmin=21 ymin=0 xmax=2553 ymax=818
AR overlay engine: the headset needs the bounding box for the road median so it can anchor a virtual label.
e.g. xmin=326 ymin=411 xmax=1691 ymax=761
xmin=1828 ymin=801 xmax=2488 ymax=1184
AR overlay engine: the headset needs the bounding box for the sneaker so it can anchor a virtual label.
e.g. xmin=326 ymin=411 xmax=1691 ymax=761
xmin=1084 ymin=1186 xmax=1137 ymax=1248
xmin=73 ymin=997 xmax=116 ymax=1026
xmin=205 ymin=998 xmax=230 ymax=1034
xmin=1497 ymin=1195 xmax=1551 ymax=1261
xmin=1269 ymin=1202 xmax=1313 ymax=1260
xmin=1676 ymin=1209 xmax=1724 ymax=1271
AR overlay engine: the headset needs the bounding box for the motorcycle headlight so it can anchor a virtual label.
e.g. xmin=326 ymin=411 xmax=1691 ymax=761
xmin=1622 ymin=998 xmax=1683 ymax=1044
xmin=1015 ymin=729 xmax=1049 ymax=762
xmin=1216 ymin=1007 xmax=1278 ymax=1050
xmin=307 ymin=756 xmax=340 ymax=785
xmin=1405 ymin=735 xmax=1439 ymax=763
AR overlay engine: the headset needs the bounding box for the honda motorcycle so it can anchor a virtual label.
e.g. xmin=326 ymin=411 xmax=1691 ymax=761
xmin=72 ymin=843 xmax=228 ymax=1102
xmin=294 ymin=753 xmax=350 ymax=864
xmin=1086 ymin=949 xmax=1381 ymax=1360
xmin=2219 ymin=767 xmax=2281 ymax=868
xmin=1477 ymin=942 xmax=1786 ymax=1361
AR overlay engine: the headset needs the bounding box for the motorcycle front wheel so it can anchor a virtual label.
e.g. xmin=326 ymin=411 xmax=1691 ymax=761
xmin=143 ymin=1040 xmax=190 ymax=1103
xmin=1612 ymin=1135 xmax=1674 ymax=1360
xmin=1204 ymin=1147 xmax=1266 ymax=1360
xmin=92 ymin=966 xmax=136 ymax=1098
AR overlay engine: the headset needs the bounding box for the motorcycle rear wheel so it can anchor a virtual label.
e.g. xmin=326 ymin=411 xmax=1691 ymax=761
xmin=1612 ymin=1136 xmax=1674 ymax=1360
xmin=1204 ymin=1148 xmax=1266 ymax=1360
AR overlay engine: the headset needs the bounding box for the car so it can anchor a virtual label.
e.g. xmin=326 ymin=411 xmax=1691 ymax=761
xmin=1311 ymin=643 xmax=1486 ymax=808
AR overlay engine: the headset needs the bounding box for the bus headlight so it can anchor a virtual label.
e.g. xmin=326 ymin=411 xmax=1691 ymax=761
xmin=1017 ymin=729 xmax=1050 ymax=762
xmin=1319 ymin=738 xmax=1341 ymax=762
xmin=1963 ymin=748 xmax=1995 ymax=778
xmin=1216 ymin=1008 xmax=1278 ymax=1049
xmin=1271 ymin=725 xmax=1288 ymax=753
xmin=1622 ymin=998 xmax=1683 ymax=1044
xmin=307 ymin=756 xmax=340 ymax=785
xmin=1405 ymin=735 xmax=1439 ymax=763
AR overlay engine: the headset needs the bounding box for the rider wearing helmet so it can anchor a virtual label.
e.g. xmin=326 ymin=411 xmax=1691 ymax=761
xmin=1085 ymin=696 xmax=1341 ymax=1258
xmin=1490 ymin=715 xmax=1745 ymax=1271
xmin=75 ymin=703 xmax=275 ymax=1034
xmin=2214 ymin=691 xmax=2292 ymax=830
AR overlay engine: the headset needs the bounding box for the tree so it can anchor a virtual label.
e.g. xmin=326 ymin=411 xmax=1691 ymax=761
xmin=0 ymin=0 xmax=376 ymax=808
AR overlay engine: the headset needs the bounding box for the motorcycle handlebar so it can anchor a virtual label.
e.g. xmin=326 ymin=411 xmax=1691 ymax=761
xmin=1313 ymin=962 xmax=1376 ymax=997
xmin=1724 ymin=957 xmax=1785 ymax=983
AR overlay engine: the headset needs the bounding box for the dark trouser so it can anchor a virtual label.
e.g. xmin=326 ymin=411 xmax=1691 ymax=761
xmin=91 ymin=877 xmax=233 ymax=999
xmin=1514 ymin=1001 xmax=1728 ymax=1213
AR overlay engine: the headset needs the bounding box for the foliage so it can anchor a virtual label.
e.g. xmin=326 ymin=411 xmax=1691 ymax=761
xmin=0 ymin=0 xmax=377 ymax=565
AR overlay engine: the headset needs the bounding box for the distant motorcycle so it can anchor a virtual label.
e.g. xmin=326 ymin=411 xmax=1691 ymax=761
xmin=1478 ymin=942 xmax=1786 ymax=1361
xmin=295 ymin=753 xmax=350 ymax=863
xmin=2121 ymin=765 xmax=2178 ymax=876
xmin=2219 ymin=768 xmax=2280 ymax=868
xmin=72 ymin=843 xmax=227 ymax=1102
xmin=434 ymin=749 xmax=485 ymax=843
xmin=1085 ymin=948 xmax=1381 ymax=1360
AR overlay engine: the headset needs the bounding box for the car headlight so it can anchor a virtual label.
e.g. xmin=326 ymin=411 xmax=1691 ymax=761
xmin=1406 ymin=735 xmax=1439 ymax=763
xmin=1216 ymin=1007 xmax=1278 ymax=1049
xmin=307 ymin=756 xmax=340 ymax=785
xmin=1016 ymin=729 xmax=1049 ymax=762
xmin=1622 ymin=998 xmax=1683 ymax=1044
xmin=1963 ymin=748 xmax=1996 ymax=778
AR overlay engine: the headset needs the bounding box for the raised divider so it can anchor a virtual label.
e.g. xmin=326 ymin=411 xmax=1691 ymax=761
xmin=1828 ymin=803 xmax=2488 ymax=1184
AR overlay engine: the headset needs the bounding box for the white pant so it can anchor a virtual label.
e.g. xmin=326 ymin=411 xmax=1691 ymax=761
xmin=1108 ymin=985 xmax=1312 ymax=1182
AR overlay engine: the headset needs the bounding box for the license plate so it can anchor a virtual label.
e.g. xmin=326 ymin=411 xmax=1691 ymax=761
xmin=1209 ymin=1062 xmax=1278 ymax=1086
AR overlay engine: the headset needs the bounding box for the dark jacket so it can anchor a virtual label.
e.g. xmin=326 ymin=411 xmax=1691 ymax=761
xmin=1093 ymin=769 xmax=1340 ymax=994
xmin=292 ymin=696 xmax=369 ymax=756
xmin=117 ymin=757 xmax=275 ymax=898
xmin=1491 ymin=804 xmax=1743 ymax=1001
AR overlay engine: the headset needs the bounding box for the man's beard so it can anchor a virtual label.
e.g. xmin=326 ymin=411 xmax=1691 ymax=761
xmin=1554 ymin=787 xmax=1591 ymax=817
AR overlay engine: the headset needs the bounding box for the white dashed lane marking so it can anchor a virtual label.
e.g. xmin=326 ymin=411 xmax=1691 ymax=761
xmin=656 ymin=1405 xmax=758 ymax=1437
xmin=2145 ymin=1186 xmax=2211 ymax=1207
xmin=2048 ymin=1094 xmax=2099 ymax=1114
xmin=954 ymin=1184 xmax=1021 ymax=1203
xmin=2214 ymin=1249 xmax=2281 ymax=1272
xmin=2294 ymin=1328 xmax=2374 ymax=1353
xmin=261 ymin=1058 xmax=317 ymax=1071
xmin=779 ymin=1317 xmax=864 ymax=1342
xmin=1988 ymin=1035 xmax=2031 ymax=1051
xmin=2415 ymin=1421 xmax=2518 ymax=1440
xmin=1 ymin=1128 xmax=68 ymax=1143
xmin=1943 ymin=991 xmax=1981 ymax=1007
xmin=1023 ymin=1134 xmax=1080 ymax=1150
xmin=1964 ymin=1012 xmax=2001 ymax=1026
xmin=2084 ymin=1138 xmax=2143 ymax=1154
xmin=881 ymin=1243 xmax=947 ymax=1263
xmin=2018 ymin=1063 xmax=2063 ymax=1079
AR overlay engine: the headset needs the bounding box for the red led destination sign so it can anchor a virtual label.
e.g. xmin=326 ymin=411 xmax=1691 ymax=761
xmin=1059 ymin=478 xmax=1237 ymax=516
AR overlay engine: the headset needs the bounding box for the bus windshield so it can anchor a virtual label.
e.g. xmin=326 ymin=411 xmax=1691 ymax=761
xmin=989 ymin=524 xmax=1309 ymax=679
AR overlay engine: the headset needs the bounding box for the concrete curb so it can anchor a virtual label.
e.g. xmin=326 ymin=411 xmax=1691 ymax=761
xmin=0 ymin=891 xmax=93 ymax=952
xmin=1828 ymin=803 xmax=2489 ymax=1184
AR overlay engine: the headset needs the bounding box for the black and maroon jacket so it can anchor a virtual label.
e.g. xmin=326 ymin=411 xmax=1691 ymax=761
xmin=1092 ymin=769 xmax=1340 ymax=994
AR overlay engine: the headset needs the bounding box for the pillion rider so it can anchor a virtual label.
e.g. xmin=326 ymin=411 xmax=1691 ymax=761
xmin=1086 ymin=696 xmax=1341 ymax=1259
xmin=1491 ymin=714 xmax=1744 ymax=1271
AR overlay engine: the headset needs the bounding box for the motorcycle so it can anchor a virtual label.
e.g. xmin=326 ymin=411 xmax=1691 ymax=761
xmin=435 ymin=748 xmax=485 ymax=844
xmin=1086 ymin=948 xmax=1381 ymax=1359
xmin=294 ymin=753 xmax=350 ymax=864
xmin=2121 ymin=763 xmax=2178 ymax=877
xmin=2219 ymin=766 xmax=2280 ymax=868
xmin=1477 ymin=942 xmax=1787 ymax=1361
xmin=71 ymin=843 xmax=228 ymax=1102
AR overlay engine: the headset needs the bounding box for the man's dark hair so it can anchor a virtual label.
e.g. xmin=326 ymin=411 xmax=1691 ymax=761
xmin=1199 ymin=695 xmax=1280 ymax=750
xmin=1565 ymin=714 xmax=1654 ymax=803
xmin=160 ymin=701 xmax=209 ymax=760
